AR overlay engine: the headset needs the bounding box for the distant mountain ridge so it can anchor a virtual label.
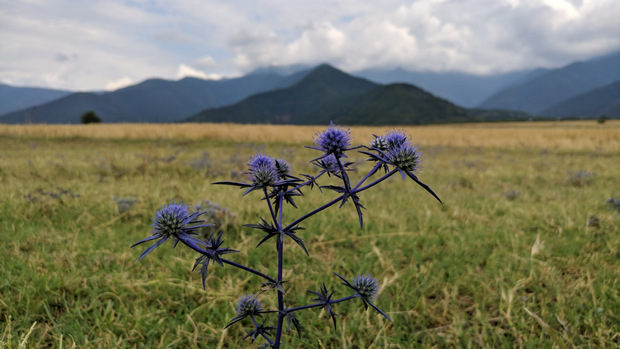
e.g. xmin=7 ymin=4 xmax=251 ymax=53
xmin=478 ymin=51 xmax=620 ymax=114
xmin=187 ymin=64 xmax=477 ymax=125
xmin=2 ymin=51 xmax=618 ymax=124
xmin=0 ymin=84 xmax=72 ymax=116
xmin=0 ymin=71 xmax=310 ymax=124
xmin=354 ymin=68 xmax=548 ymax=108
xmin=186 ymin=64 xmax=379 ymax=124
xmin=542 ymin=81 xmax=620 ymax=117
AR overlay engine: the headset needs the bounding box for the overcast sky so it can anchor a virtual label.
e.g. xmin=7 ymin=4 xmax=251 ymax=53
xmin=1 ymin=0 xmax=618 ymax=91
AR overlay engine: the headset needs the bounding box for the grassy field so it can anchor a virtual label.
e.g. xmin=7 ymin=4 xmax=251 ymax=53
xmin=0 ymin=121 xmax=618 ymax=348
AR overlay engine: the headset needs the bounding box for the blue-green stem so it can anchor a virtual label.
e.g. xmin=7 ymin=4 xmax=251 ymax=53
xmin=285 ymin=295 xmax=357 ymax=313
xmin=178 ymin=239 xmax=276 ymax=283
xmin=352 ymin=163 xmax=383 ymax=191
xmin=354 ymin=169 xmax=397 ymax=193
xmin=251 ymin=314 xmax=274 ymax=346
xmin=222 ymin=259 xmax=276 ymax=284
xmin=274 ymin=190 xmax=285 ymax=348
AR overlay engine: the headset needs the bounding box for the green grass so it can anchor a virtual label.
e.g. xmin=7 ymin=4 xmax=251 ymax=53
xmin=0 ymin=133 xmax=618 ymax=348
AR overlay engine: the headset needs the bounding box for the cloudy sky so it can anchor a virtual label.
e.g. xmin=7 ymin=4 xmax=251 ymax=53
xmin=1 ymin=0 xmax=618 ymax=91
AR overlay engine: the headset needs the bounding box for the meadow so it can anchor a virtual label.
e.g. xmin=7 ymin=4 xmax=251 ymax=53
xmin=0 ymin=121 xmax=618 ymax=348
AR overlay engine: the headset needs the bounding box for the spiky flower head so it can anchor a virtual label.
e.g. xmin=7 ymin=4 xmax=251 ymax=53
xmin=151 ymin=202 xmax=194 ymax=237
xmin=388 ymin=142 xmax=420 ymax=172
xmin=369 ymin=136 xmax=388 ymax=151
xmin=248 ymin=153 xmax=279 ymax=187
xmin=131 ymin=201 xmax=210 ymax=261
xmin=236 ymin=294 xmax=263 ymax=317
xmin=333 ymin=272 xmax=391 ymax=322
xmin=377 ymin=129 xmax=421 ymax=173
xmin=313 ymin=123 xmax=352 ymax=155
xmin=275 ymin=158 xmax=290 ymax=179
xmin=321 ymin=154 xmax=340 ymax=173
xmin=226 ymin=294 xmax=266 ymax=329
xmin=352 ymin=274 xmax=380 ymax=301
xmin=384 ymin=129 xmax=409 ymax=149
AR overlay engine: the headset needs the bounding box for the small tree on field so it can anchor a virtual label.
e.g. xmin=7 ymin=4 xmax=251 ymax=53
xmin=597 ymin=115 xmax=608 ymax=124
xmin=81 ymin=110 xmax=102 ymax=124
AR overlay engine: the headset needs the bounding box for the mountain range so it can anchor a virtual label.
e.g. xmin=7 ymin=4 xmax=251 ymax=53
xmin=541 ymin=81 xmax=620 ymax=117
xmin=478 ymin=51 xmax=620 ymax=115
xmin=186 ymin=64 xmax=475 ymax=125
xmin=0 ymin=71 xmax=310 ymax=124
xmin=354 ymin=68 xmax=549 ymax=108
xmin=1 ymin=50 xmax=618 ymax=124
xmin=0 ymin=84 xmax=72 ymax=116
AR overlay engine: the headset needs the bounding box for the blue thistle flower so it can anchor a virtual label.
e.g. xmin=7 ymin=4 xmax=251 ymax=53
xmin=226 ymin=294 xmax=264 ymax=328
xmin=312 ymin=154 xmax=343 ymax=178
xmin=380 ymin=130 xmax=420 ymax=173
xmin=236 ymin=294 xmax=263 ymax=316
xmin=334 ymin=272 xmax=391 ymax=322
xmin=249 ymin=154 xmax=280 ymax=187
xmin=362 ymin=130 xmax=442 ymax=204
xmin=214 ymin=154 xmax=301 ymax=199
xmin=131 ymin=202 xmax=211 ymax=260
xmin=369 ymin=135 xmax=388 ymax=151
xmin=367 ymin=130 xmax=420 ymax=175
xmin=388 ymin=142 xmax=420 ymax=173
xmin=275 ymin=158 xmax=291 ymax=179
xmin=311 ymin=123 xmax=352 ymax=156
xmin=351 ymin=274 xmax=380 ymax=301
xmin=383 ymin=129 xmax=409 ymax=149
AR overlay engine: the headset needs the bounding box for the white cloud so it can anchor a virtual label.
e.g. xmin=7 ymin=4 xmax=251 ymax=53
xmin=105 ymin=76 xmax=133 ymax=91
xmin=223 ymin=0 xmax=620 ymax=74
xmin=0 ymin=0 xmax=619 ymax=89
xmin=176 ymin=64 xmax=227 ymax=80
xmin=176 ymin=64 xmax=208 ymax=79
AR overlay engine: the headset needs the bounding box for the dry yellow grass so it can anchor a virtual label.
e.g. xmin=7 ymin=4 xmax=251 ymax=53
xmin=1 ymin=120 xmax=618 ymax=151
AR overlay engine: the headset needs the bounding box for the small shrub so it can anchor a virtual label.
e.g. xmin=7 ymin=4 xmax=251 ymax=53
xmin=80 ymin=110 xmax=101 ymax=124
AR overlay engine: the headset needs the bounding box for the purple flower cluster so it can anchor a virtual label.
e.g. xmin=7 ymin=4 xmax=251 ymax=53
xmin=351 ymin=273 xmax=380 ymax=301
xmin=371 ymin=129 xmax=421 ymax=173
xmin=247 ymin=153 xmax=292 ymax=188
xmin=131 ymin=123 xmax=441 ymax=348
xmin=131 ymin=201 xmax=210 ymax=260
xmin=236 ymin=294 xmax=263 ymax=317
xmin=312 ymin=123 xmax=352 ymax=156
xmin=248 ymin=154 xmax=280 ymax=187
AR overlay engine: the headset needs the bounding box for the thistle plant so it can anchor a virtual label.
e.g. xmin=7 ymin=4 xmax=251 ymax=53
xmin=131 ymin=123 xmax=441 ymax=348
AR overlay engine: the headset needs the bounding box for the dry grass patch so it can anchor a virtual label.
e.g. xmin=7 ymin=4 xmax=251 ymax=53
xmin=1 ymin=120 xmax=619 ymax=151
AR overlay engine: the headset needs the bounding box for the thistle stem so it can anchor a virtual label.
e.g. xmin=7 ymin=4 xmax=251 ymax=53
xmin=352 ymin=163 xmax=382 ymax=191
xmin=354 ymin=169 xmax=397 ymax=193
xmin=222 ymin=258 xmax=276 ymax=283
xmin=285 ymin=171 xmax=326 ymax=195
xmin=264 ymin=187 xmax=278 ymax=224
xmin=261 ymin=332 xmax=275 ymax=346
xmin=285 ymin=295 xmax=357 ymax=313
xmin=283 ymin=195 xmax=343 ymax=232
xmin=274 ymin=190 xmax=285 ymax=348
xmin=251 ymin=315 xmax=275 ymax=346
xmin=335 ymin=155 xmax=353 ymax=194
